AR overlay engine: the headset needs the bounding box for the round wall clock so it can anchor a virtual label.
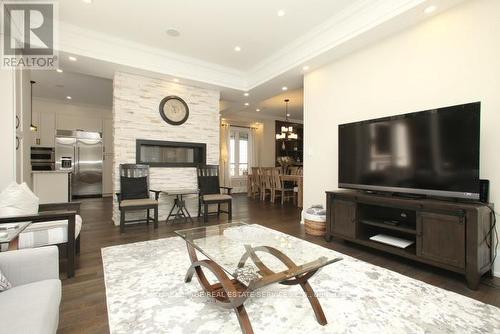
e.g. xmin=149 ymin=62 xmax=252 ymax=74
xmin=159 ymin=96 xmax=189 ymax=125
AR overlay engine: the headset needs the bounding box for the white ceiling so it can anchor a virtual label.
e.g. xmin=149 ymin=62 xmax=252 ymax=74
xmin=46 ymin=0 xmax=464 ymax=119
xmin=59 ymin=0 xmax=354 ymax=71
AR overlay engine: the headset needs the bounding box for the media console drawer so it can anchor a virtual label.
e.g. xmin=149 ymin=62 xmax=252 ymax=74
xmin=325 ymin=190 xmax=493 ymax=290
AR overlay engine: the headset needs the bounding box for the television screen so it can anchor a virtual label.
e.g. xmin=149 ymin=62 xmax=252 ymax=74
xmin=338 ymin=102 xmax=480 ymax=199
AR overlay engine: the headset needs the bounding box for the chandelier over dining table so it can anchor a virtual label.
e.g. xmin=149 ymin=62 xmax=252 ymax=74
xmin=276 ymin=99 xmax=298 ymax=140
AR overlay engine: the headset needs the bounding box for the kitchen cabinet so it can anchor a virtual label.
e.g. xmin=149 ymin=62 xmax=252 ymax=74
xmin=57 ymin=114 xmax=102 ymax=133
xmin=32 ymin=111 xmax=56 ymax=147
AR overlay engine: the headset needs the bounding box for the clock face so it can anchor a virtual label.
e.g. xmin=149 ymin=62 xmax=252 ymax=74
xmin=159 ymin=96 xmax=189 ymax=125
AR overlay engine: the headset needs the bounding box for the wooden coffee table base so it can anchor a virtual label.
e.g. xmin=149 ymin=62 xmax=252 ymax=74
xmin=184 ymin=242 xmax=328 ymax=334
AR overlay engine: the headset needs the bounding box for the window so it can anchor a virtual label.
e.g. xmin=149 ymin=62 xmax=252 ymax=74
xmin=230 ymin=128 xmax=249 ymax=177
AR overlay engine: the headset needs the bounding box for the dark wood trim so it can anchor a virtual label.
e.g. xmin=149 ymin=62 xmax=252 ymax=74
xmin=325 ymin=190 xmax=494 ymax=289
xmin=0 ymin=206 xmax=79 ymax=278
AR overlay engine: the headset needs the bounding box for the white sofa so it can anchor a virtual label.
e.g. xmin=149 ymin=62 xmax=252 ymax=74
xmin=0 ymin=247 xmax=61 ymax=334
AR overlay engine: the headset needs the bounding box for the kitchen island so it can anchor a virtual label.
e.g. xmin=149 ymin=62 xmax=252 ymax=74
xmin=32 ymin=171 xmax=72 ymax=204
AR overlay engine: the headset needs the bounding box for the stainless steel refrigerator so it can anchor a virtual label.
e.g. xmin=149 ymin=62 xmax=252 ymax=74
xmin=55 ymin=130 xmax=103 ymax=198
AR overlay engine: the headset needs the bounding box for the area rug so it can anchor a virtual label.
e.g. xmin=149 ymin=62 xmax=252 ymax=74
xmin=102 ymin=226 xmax=500 ymax=334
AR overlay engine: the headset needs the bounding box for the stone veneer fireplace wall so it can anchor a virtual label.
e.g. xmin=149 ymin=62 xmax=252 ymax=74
xmin=112 ymin=72 xmax=220 ymax=225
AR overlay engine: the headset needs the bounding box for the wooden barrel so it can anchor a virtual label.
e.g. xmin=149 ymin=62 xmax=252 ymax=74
xmin=305 ymin=219 xmax=326 ymax=237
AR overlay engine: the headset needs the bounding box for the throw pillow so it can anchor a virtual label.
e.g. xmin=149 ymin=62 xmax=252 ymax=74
xmin=0 ymin=269 xmax=11 ymax=292
xmin=0 ymin=182 xmax=39 ymax=217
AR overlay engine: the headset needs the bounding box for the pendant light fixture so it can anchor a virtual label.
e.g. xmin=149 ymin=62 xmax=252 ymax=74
xmin=276 ymin=99 xmax=298 ymax=140
xmin=30 ymin=80 xmax=37 ymax=131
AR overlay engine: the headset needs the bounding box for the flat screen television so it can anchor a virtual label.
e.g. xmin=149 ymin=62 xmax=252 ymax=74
xmin=338 ymin=102 xmax=480 ymax=200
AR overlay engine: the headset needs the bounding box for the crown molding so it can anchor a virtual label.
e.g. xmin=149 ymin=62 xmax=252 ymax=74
xmin=56 ymin=22 xmax=248 ymax=90
xmin=55 ymin=0 xmax=431 ymax=92
xmin=246 ymin=0 xmax=427 ymax=88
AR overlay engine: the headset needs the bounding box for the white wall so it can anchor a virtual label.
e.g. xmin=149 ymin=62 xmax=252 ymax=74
xmin=0 ymin=69 xmax=15 ymax=191
xmin=113 ymin=72 xmax=220 ymax=224
xmin=304 ymin=0 xmax=500 ymax=272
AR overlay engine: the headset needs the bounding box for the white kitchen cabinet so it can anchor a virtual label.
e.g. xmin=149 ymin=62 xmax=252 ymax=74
xmin=57 ymin=114 xmax=102 ymax=133
xmin=32 ymin=111 xmax=56 ymax=147
xmin=103 ymin=118 xmax=113 ymax=154
xmin=32 ymin=171 xmax=71 ymax=203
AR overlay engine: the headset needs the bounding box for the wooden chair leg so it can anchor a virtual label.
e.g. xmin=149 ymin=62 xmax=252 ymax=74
xmin=154 ymin=206 xmax=158 ymax=229
xmin=204 ymin=203 xmax=209 ymax=223
xmin=146 ymin=209 xmax=150 ymax=225
xmin=217 ymin=203 xmax=221 ymax=217
xmin=228 ymin=201 xmax=232 ymax=220
xmin=120 ymin=209 xmax=125 ymax=233
xmin=198 ymin=199 xmax=201 ymax=219
xmin=281 ymin=190 xmax=285 ymax=205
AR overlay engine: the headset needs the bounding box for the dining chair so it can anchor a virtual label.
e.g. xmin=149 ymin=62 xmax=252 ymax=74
xmin=248 ymin=167 xmax=260 ymax=199
xmin=271 ymin=169 xmax=295 ymax=204
xmin=261 ymin=168 xmax=273 ymax=201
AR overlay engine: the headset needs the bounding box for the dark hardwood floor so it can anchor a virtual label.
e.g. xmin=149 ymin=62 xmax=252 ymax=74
xmin=58 ymin=194 xmax=500 ymax=333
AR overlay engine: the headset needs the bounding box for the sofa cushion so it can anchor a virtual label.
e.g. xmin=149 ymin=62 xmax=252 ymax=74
xmin=18 ymin=214 xmax=82 ymax=249
xmin=0 ymin=269 xmax=11 ymax=292
xmin=0 ymin=279 xmax=61 ymax=334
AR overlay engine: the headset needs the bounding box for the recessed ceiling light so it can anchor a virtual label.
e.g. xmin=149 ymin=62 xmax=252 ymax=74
xmin=66 ymin=96 xmax=72 ymax=100
xmin=277 ymin=9 xmax=285 ymax=17
xmin=424 ymin=5 xmax=437 ymax=14
xmin=302 ymin=65 xmax=310 ymax=71
xmin=234 ymin=46 xmax=241 ymax=52
xmin=256 ymin=108 xmax=261 ymax=112
xmin=56 ymin=68 xmax=63 ymax=73
xmin=244 ymin=92 xmax=249 ymax=97
xmin=282 ymin=86 xmax=288 ymax=91
xmin=68 ymin=56 xmax=77 ymax=61
xmin=287 ymin=113 xmax=291 ymax=117
xmin=166 ymin=28 xmax=180 ymax=37
xmin=244 ymin=102 xmax=249 ymax=106
xmin=82 ymin=0 xmax=92 ymax=3
xmin=173 ymin=78 xmax=179 ymax=83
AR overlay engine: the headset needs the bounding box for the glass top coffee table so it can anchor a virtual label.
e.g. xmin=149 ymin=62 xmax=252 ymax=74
xmin=175 ymin=222 xmax=342 ymax=334
xmin=0 ymin=222 xmax=31 ymax=251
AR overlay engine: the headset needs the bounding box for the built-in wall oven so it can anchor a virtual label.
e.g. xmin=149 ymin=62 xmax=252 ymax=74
xmin=31 ymin=147 xmax=55 ymax=171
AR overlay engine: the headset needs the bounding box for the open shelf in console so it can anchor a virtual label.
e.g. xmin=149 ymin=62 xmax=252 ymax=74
xmin=357 ymin=203 xmax=416 ymax=234
xmin=357 ymin=203 xmax=417 ymax=254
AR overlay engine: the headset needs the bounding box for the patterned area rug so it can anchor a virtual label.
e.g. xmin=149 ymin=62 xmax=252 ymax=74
xmin=102 ymin=227 xmax=500 ymax=334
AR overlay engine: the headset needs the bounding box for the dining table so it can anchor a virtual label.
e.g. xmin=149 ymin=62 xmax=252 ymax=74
xmin=280 ymin=174 xmax=303 ymax=208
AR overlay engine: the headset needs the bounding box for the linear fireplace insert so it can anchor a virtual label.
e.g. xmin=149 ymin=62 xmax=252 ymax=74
xmin=136 ymin=139 xmax=206 ymax=167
